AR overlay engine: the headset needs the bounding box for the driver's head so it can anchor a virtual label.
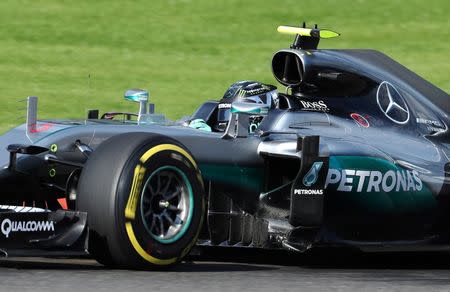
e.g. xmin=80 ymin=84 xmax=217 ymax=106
xmin=215 ymin=81 xmax=277 ymax=132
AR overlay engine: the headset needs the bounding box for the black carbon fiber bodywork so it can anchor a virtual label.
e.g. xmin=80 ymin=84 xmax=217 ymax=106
xmin=0 ymin=48 xmax=448 ymax=255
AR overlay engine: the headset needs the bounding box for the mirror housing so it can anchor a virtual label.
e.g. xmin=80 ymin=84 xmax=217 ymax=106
xmin=124 ymin=88 xmax=149 ymax=103
xmin=124 ymin=89 xmax=149 ymax=122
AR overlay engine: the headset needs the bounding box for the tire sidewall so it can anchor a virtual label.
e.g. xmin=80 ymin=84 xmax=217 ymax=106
xmin=112 ymin=138 xmax=205 ymax=267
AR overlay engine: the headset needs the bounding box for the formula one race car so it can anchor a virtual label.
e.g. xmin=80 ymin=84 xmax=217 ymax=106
xmin=0 ymin=24 xmax=448 ymax=269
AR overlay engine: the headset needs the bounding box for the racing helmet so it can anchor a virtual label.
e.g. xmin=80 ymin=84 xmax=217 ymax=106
xmin=215 ymin=81 xmax=278 ymax=132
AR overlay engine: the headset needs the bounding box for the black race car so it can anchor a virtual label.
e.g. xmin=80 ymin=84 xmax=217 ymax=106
xmin=0 ymin=25 xmax=448 ymax=269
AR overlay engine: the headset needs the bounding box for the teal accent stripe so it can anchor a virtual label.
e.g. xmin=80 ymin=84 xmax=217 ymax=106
xmin=230 ymin=107 xmax=261 ymax=114
xmin=199 ymin=164 xmax=264 ymax=192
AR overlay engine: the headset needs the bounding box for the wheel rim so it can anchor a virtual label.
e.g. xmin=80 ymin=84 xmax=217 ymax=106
xmin=140 ymin=166 xmax=193 ymax=244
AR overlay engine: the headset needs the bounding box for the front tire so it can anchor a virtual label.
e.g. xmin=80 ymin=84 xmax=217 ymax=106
xmin=77 ymin=132 xmax=205 ymax=269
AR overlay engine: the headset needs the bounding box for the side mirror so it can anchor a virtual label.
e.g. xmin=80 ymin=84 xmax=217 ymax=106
xmin=222 ymin=102 xmax=269 ymax=139
xmin=124 ymin=89 xmax=149 ymax=122
xmin=124 ymin=88 xmax=149 ymax=103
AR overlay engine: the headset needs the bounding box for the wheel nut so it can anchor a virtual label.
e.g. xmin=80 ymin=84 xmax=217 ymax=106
xmin=159 ymin=200 xmax=170 ymax=209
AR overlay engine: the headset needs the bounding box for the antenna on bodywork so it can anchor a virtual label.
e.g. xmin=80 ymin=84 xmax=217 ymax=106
xmin=26 ymin=96 xmax=38 ymax=141
xmin=87 ymin=73 xmax=91 ymax=104
xmin=277 ymin=22 xmax=340 ymax=50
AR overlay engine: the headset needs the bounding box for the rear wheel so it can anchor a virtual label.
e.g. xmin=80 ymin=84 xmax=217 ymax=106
xmin=77 ymin=132 xmax=205 ymax=269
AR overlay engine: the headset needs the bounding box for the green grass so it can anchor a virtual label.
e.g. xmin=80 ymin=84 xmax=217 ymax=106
xmin=0 ymin=0 xmax=448 ymax=133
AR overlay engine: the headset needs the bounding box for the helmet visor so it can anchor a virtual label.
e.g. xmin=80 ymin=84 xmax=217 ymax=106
xmin=243 ymin=90 xmax=278 ymax=107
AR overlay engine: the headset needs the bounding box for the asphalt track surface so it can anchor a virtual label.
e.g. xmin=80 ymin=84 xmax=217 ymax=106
xmin=1 ymin=248 xmax=450 ymax=291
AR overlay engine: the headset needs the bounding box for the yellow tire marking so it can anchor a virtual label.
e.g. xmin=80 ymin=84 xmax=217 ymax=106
xmin=125 ymin=143 xmax=198 ymax=265
xmin=125 ymin=164 xmax=146 ymax=220
xmin=140 ymin=144 xmax=197 ymax=168
xmin=125 ymin=222 xmax=177 ymax=265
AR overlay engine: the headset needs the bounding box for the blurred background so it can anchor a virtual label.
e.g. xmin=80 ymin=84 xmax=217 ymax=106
xmin=0 ymin=0 xmax=448 ymax=132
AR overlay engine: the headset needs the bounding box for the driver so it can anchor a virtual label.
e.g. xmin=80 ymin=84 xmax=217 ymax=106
xmin=215 ymin=80 xmax=278 ymax=132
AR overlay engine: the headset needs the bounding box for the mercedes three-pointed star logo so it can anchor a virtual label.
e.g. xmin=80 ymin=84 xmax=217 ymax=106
xmin=376 ymin=81 xmax=410 ymax=124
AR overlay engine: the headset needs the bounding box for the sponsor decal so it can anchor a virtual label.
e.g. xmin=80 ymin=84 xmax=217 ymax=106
xmin=240 ymin=87 xmax=267 ymax=96
xmin=325 ymin=168 xmax=422 ymax=193
xmin=218 ymin=103 xmax=232 ymax=109
xmin=325 ymin=156 xmax=434 ymax=214
xmin=294 ymin=189 xmax=324 ymax=195
xmin=350 ymin=113 xmax=370 ymax=128
xmin=376 ymin=81 xmax=410 ymax=124
xmin=426 ymin=126 xmax=446 ymax=133
xmin=294 ymin=161 xmax=325 ymax=196
xmin=1 ymin=219 xmax=55 ymax=238
xmin=303 ymin=162 xmax=323 ymax=187
xmin=300 ymin=100 xmax=329 ymax=112
xmin=416 ymin=118 xmax=443 ymax=127
xmin=29 ymin=123 xmax=53 ymax=134
xmin=416 ymin=118 xmax=446 ymax=133
xmin=236 ymin=84 xmax=274 ymax=97
xmin=249 ymin=123 xmax=259 ymax=133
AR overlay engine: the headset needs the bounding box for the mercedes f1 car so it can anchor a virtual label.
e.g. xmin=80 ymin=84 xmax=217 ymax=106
xmin=0 ymin=24 xmax=448 ymax=269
